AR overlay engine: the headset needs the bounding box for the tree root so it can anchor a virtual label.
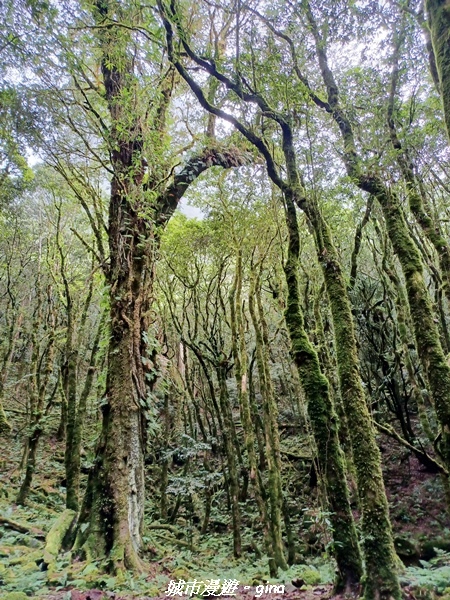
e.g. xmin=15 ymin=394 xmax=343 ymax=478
xmin=0 ymin=515 xmax=46 ymax=539
xmin=147 ymin=523 xmax=181 ymax=534
xmin=42 ymin=508 xmax=76 ymax=567
xmin=153 ymin=532 xmax=198 ymax=552
xmin=110 ymin=540 xmax=145 ymax=575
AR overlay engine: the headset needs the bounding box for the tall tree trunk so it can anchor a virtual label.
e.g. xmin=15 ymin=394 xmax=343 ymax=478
xmin=366 ymin=181 xmax=450 ymax=468
xmin=160 ymin=8 xmax=362 ymax=587
xmin=217 ymin=364 xmax=242 ymax=558
xmin=72 ymin=1 xmax=157 ymax=570
xmin=249 ymin=266 xmax=288 ymax=572
xmin=0 ymin=313 xmax=23 ymax=436
xmin=305 ymin=0 xmax=450 ymax=482
xmin=17 ymin=285 xmax=56 ymax=505
xmin=303 ymin=198 xmax=401 ymax=600
xmin=70 ymin=0 xmax=249 ymax=571
xmin=426 ymin=0 xmax=450 ymax=141
xmin=283 ymin=192 xmax=362 ymax=593
xmin=65 ymin=313 xmax=104 ymax=512
xmin=388 ymin=17 xmax=450 ymax=304
xmin=229 ymin=249 xmax=275 ymax=573
xmin=74 ymin=166 xmax=153 ymax=568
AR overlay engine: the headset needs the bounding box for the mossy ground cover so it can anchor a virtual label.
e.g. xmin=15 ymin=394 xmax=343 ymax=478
xmin=1 ymin=428 xmax=450 ymax=598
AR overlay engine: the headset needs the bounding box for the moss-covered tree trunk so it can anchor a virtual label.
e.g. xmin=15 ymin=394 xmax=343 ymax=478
xmin=426 ymin=0 xmax=450 ymax=141
xmin=73 ymin=142 xmax=154 ymax=568
xmin=70 ymin=2 xmax=150 ymax=569
xmin=217 ymin=364 xmax=242 ymax=558
xmin=305 ymin=0 xmax=450 ymax=480
xmin=65 ymin=312 xmax=104 ymax=513
xmin=62 ymin=315 xmax=79 ymax=512
xmin=248 ymin=265 xmax=287 ymax=573
xmin=283 ymin=192 xmax=362 ymax=592
xmin=56 ymin=378 xmax=67 ymax=442
xmin=229 ymin=249 xmax=275 ymax=573
xmin=0 ymin=313 xmax=23 ymax=436
xmin=304 ymin=198 xmax=401 ymax=600
xmin=312 ymin=287 xmax=352 ymax=461
xmin=17 ymin=285 xmax=56 ymax=505
xmin=380 ymin=239 xmax=436 ymax=446
xmin=388 ymin=18 xmax=450 ymax=304
xmin=0 ymin=404 xmax=10 ymax=434
xmin=159 ymin=4 xmax=360 ymax=589
xmin=364 ymin=179 xmax=450 ymax=468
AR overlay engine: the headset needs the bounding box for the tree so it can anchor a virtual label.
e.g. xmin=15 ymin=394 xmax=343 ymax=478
xmin=59 ymin=0 xmax=251 ymax=570
xmin=159 ymin=2 xmax=405 ymax=595
xmin=426 ymin=0 xmax=450 ymax=141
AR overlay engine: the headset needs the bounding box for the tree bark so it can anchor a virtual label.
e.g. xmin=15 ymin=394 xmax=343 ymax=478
xmin=283 ymin=192 xmax=363 ymax=593
xmin=249 ymin=266 xmax=288 ymax=572
xmin=426 ymin=0 xmax=450 ymax=141
xmin=229 ymin=249 xmax=275 ymax=573
xmin=303 ymin=197 xmax=401 ymax=600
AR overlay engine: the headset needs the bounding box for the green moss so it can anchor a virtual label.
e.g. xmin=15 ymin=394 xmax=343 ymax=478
xmin=426 ymin=0 xmax=450 ymax=142
xmin=249 ymin=268 xmax=288 ymax=573
xmin=300 ymin=568 xmax=322 ymax=586
xmin=370 ymin=186 xmax=450 ymax=471
xmin=2 ymin=593 xmax=29 ymax=600
xmin=305 ymin=200 xmax=401 ymax=600
xmin=0 ymin=403 xmax=11 ymax=435
xmin=43 ymin=508 xmax=76 ymax=566
xmin=283 ymin=195 xmax=362 ymax=591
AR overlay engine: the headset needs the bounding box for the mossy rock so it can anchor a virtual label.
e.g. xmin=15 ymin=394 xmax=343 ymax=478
xmin=43 ymin=508 xmax=76 ymax=567
xmin=2 ymin=593 xmax=29 ymax=600
xmin=395 ymin=536 xmax=419 ymax=559
xmin=299 ymin=567 xmax=322 ymax=586
xmin=172 ymin=567 xmax=191 ymax=580
xmin=21 ymin=560 xmax=39 ymax=574
xmin=146 ymin=585 xmax=161 ymax=596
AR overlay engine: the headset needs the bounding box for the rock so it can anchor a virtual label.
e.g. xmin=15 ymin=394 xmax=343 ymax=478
xmin=394 ymin=536 xmax=419 ymax=561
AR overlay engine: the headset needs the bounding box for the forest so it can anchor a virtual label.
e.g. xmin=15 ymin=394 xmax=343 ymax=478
xmin=1 ymin=0 xmax=450 ymax=599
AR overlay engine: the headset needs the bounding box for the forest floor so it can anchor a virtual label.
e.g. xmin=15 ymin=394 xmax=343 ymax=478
xmin=1 ymin=430 xmax=450 ymax=600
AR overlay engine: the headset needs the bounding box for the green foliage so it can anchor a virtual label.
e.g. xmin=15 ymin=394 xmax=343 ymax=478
xmin=402 ymin=551 xmax=450 ymax=595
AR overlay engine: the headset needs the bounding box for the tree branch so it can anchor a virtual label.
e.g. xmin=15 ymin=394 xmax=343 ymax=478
xmin=155 ymin=145 xmax=253 ymax=226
